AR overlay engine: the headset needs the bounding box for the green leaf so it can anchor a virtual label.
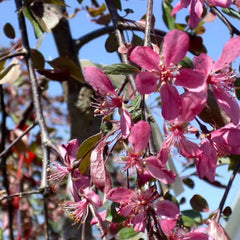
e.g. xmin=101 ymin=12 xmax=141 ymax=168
xmin=118 ymin=227 xmax=143 ymax=240
xmin=128 ymin=94 xmax=141 ymax=113
xmin=23 ymin=6 xmax=43 ymax=38
xmin=48 ymin=57 xmax=86 ymax=83
xmin=234 ymin=78 xmax=240 ymax=100
xmin=131 ymin=33 xmax=143 ymax=46
xmin=222 ymin=8 xmax=240 ymax=20
xmin=190 ymin=194 xmax=209 ymax=212
xmin=162 ymin=0 xmax=175 ymax=30
xmin=181 ymin=215 xmax=197 ymax=227
xmin=174 ymin=23 xmax=187 ymax=31
xmin=178 ymin=57 xmax=193 ymax=68
xmin=105 ymin=33 xmax=119 ymax=53
xmin=77 ymin=132 xmax=102 ymax=175
xmin=181 ymin=210 xmax=202 ymax=224
xmin=112 ymin=0 xmax=122 ymax=10
xmin=106 ymin=202 xmax=126 ymax=223
xmin=0 ymin=228 xmax=2 ymax=240
xmin=3 ymin=23 xmax=15 ymax=39
xmin=104 ymin=64 xmax=139 ymax=75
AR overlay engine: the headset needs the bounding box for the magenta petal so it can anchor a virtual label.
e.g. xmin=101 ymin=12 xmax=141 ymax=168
xmin=162 ymin=30 xmax=189 ymax=67
xmin=188 ymin=0 xmax=204 ymax=29
xmin=214 ymin=36 xmax=240 ymax=71
xmin=160 ymin=83 xmax=182 ymax=121
xmin=196 ymin=139 xmax=216 ymax=182
xmin=154 ymin=200 xmax=179 ymax=218
xmin=129 ymin=121 xmax=151 ymax=154
xmin=84 ymin=66 xmax=115 ymax=95
xmin=120 ymin=109 xmax=133 ymax=139
xmin=133 ymin=211 xmax=145 ymax=232
xmin=178 ymin=137 xmax=202 ymax=158
xmin=129 ymin=46 xmax=160 ymax=71
xmin=180 ymin=91 xmax=207 ymax=122
xmin=83 ymin=188 xmax=102 ymax=207
xmin=212 ymin=86 xmax=240 ymax=125
xmin=106 ymin=187 xmax=136 ymax=203
xmin=145 ymin=156 xmax=176 ymax=184
xmin=175 ymin=68 xmax=206 ymax=92
xmin=193 ymin=53 xmax=213 ymax=76
xmin=136 ymin=71 xmax=158 ymax=94
xmin=207 ymin=0 xmax=231 ymax=7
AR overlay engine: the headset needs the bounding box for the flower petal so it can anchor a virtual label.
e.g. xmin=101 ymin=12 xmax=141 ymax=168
xmin=162 ymin=30 xmax=189 ymax=67
xmin=84 ymin=66 xmax=115 ymax=95
xmin=120 ymin=109 xmax=133 ymax=139
xmin=106 ymin=187 xmax=136 ymax=203
xmin=129 ymin=121 xmax=151 ymax=154
xmin=145 ymin=156 xmax=176 ymax=184
xmin=214 ymin=36 xmax=240 ymax=71
xmin=193 ymin=53 xmax=213 ymax=76
xmin=136 ymin=71 xmax=158 ymax=94
xmin=160 ymin=83 xmax=182 ymax=121
xmin=188 ymin=0 xmax=204 ymax=29
xmin=212 ymin=85 xmax=240 ymax=125
xmin=175 ymin=68 xmax=206 ymax=92
xmin=129 ymin=46 xmax=160 ymax=71
xmin=154 ymin=200 xmax=179 ymax=218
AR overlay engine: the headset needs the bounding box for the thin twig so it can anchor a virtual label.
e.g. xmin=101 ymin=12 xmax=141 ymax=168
xmin=210 ymin=7 xmax=240 ymax=36
xmin=215 ymin=159 xmax=240 ymax=222
xmin=0 ymin=51 xmax=27 ymax=63
xmin=0 ymin=190 xmax=42 ymax=202
xmin=144 ymin=0 xmax=153 ymax=46
xmin=0 ymin=123 xmax=36 ymax=161
xmin=0 ymin=85 xmax=14 ymax=240
xmin=74 ymin=23 xmax=166 ymax=51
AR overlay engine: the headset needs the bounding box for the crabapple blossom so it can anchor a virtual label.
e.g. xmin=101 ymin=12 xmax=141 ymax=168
xmin=106 ymin=187 xmax=179 ymax=233
xmin=129 ymin=29 xmax=205 ymax=121
xmin=171 ymin=0 xmax=232 ymax=29
xmin=63 ymin=188 xmax=102 ymax=224
xmin=192 ymin=36 xmax=240 ymax=125
xmin=48 ymin=139 xmax=89 ymax=191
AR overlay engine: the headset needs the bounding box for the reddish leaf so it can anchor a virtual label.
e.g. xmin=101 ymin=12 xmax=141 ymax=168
xmin=90 ymin=140 xmax=111 ymax=193
xmin=190 ymin=194 xmax=209 ymax=212
xmin=37 ymin=68 xmax=70 ymax=81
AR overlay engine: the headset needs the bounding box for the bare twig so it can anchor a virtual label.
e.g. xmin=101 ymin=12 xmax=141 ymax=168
xmin=0 ymin=123 xmax=36 ymax=161
xmin=0 ymin=190 xmax=42 ymax=202
xmin=0 ymin=85 xmax=14 ymax=240
xmin=210 ymin=7 xmax=240 ymax=36
xmin=144 ymin=0 xmax=153 ymax=46
xmin=74 ymin=23 xmax=166 ymax=51
xmin=0 ymin=51 xmax=27 ymax=63
xmin=215 ymin=159 xmax=240 ymax=222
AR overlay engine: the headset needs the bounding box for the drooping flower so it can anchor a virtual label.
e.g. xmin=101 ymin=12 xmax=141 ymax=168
xmin=84 ymin=66 xmax=132 ymax=138
xmin=171 ymin=0 xmax=232 ymax=29
xmin=192 ymin=36 xmax=240 ymax=125
xmin=207 ymin=219 xmax=230 ymax=240
xmin=122 ymin=120 xmax=176 ymax=184
xmin=63 ymin=188 xmax=102 ymax=224
xmin=129 ymin=30 xmax=204 ymax=121
xmin=106 ymin=187 xmax=179 ymax=233
xmin=48 ymin=139 xmax=89 ymax=191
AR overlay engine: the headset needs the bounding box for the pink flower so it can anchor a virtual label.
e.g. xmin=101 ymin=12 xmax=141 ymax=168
xmin=63 ymin=188 xmax=102 ymax=224
xmin=192 ymin=36 xmax=240 ymax=125
xmin=207 ymin=219 xmax=230 ymax=240
xmin=84 ymin=66 xmax=132 ymax=138
xmin=48 ymin=139 xmax=89 ymax=191
xmin=106 ymin=187 xmax=179 ymax=232
xmin=171 ymin=0 xmax=232 ymax=29
xmin=84 ymin=66 xmax=122 ymax=116
xmin=129 ymin=30 xmax=204 ymax=121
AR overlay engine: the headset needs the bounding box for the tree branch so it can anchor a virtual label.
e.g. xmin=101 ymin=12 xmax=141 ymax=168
xmin=210 ymin=7 xmax=240 ymax=36
xmin=0 ymin=85 xmax=14 ymax=240
xmin=144 ymin=0 xmax=153 ymax=47
xmin=216 ymin=159 xmax=240 ymax=222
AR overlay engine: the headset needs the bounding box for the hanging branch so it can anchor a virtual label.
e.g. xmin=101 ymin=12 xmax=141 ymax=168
xmin=0 ymin=85 xmax=14 ymax=240
xmin=210 ymin=7 xmax=240 ymax=36
xmin=0 ymin=52 xmax=27 ymax=63
xmin=14 ymin=0 xmax=51 ymax=192
xmin=74 ymin=23 xmax=166 ymax=51
xmin=144 ymin=0 xmax=153 ymax=47
xmin=215 ymin=159 xmax=240 ymax=222
xmin=105 ymin=0 xmax=137 ymax=91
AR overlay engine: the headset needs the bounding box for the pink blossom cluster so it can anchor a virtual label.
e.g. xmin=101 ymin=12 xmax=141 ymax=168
xmin=49 ymin=29 xmax=240 ymax=238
